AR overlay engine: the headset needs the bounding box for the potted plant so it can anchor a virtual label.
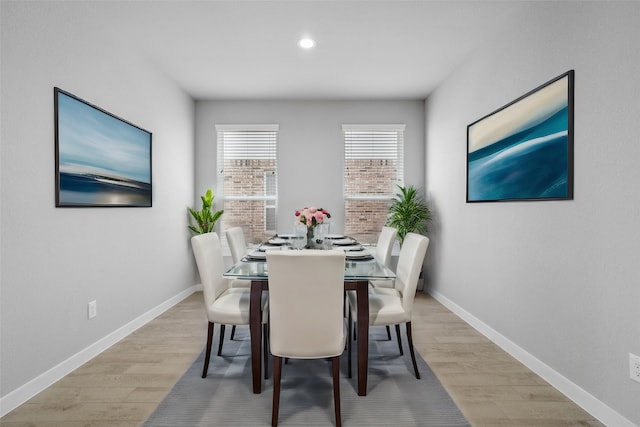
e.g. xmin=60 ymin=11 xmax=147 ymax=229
xmin=188 ymin=189 xmax=224 ymax=235
xmin=387 ymin=185 xmax=431 ymax=291
xmin=387 ymin=185 xmax=431 ymax=245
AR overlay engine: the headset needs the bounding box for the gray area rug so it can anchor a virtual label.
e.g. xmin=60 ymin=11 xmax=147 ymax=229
xmin=144 ymin=327 xmax=470 ymax=426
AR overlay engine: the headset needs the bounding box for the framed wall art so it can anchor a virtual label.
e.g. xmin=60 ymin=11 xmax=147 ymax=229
xmin=466 ymin=70 xmax=574 ymax=202
xmin=54 ymin=87 xmax=152 ymax=207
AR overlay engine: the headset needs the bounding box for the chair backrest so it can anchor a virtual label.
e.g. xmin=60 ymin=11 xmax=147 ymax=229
xmin=191 ymin=233 xmax=231 ymax=311
xmin=394 ymin=233 xmax=430 ymax=316
xmin=266 ymin=250 xmax=346 ymax=359
xmin=225 ymin=226 xmax=248 ymax=264
xmin=375 ymin=226 xmax=397 ymax=268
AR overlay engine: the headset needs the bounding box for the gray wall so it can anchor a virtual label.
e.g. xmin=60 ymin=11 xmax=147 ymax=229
xmin=1 ymin=2 xmax=196 ymax=404
xmin=195 ymin=100 xmax=425 ymax=235
xmin=425 ymin=2 xmax=640 ymax=425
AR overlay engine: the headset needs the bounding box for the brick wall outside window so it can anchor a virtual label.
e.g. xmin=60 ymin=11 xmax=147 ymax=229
xmin=344 ymin=199 xmax=393 ymax=244
xmin=220 ymin=159 xmax=276 ymax=244
xmin=344 ymin=159 xmax=397 ymax=244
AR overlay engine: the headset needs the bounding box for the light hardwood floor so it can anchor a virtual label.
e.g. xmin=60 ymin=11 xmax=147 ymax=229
xmin=1 ymin=292 xmax=604 ymax=427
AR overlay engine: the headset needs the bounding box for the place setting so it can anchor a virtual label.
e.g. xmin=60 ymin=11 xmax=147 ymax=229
xmin=244 ymin=245 xmax=282 ymax=261
xmin=323 ymin=235 xmax=374 ymax=260
xmin=266 ymin=237 xmax=288 ymax=245
xmin=344 ymin=250 xmax=373 ymax=260
xmin=328 ymin=237 xmax=356 ymax=246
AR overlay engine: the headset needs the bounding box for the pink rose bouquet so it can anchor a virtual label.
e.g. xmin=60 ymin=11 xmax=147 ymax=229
xmin=294 ymin=206 xmax=331 ymax=228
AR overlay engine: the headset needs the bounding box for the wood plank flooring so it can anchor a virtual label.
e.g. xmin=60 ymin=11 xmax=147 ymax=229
xmin=1 ymin=292 xmax=605 ymax=426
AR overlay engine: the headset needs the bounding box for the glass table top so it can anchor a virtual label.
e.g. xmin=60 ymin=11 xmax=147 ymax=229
xmin=224 ymin=256 xmax=395 ymax=281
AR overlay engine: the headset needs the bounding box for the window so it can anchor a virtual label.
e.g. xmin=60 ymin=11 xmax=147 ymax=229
xmin=343 ymin=124 xmax=405 ymax=244
xmin=216 ymin=125 xmax=278 ymax=244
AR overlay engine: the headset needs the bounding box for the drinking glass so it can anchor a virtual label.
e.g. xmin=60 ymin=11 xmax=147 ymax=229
xmin=315 ymin=223 xmax=330 ymax=249
xmin=293 ymin=222 xmax=307 ymax=250
xmin=322 ymin=236 xmax=333 ymax=250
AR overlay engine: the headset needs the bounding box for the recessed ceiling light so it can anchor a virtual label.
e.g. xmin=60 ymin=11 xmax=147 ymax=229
xmin=298 ymin=38 xmax=315 ymax=49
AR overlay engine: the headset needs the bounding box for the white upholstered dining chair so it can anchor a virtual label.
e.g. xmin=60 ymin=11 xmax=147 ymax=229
xmin=266 ymin=250 xmax=346 ymax=427
xmin=191 ymin=232 xmax=268 ymax=379
xmin=347 ymin=232 xmax=429 ymax=380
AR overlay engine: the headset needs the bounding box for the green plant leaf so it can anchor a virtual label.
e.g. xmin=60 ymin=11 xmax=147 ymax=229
xmin=187 ymin=189 xmax=224 ymax=235
xmin=387 ymin=184 xmax=431 ymax=245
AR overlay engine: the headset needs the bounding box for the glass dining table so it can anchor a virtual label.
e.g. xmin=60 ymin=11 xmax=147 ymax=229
xmin=223 ymin=247 xmax=395 ymax=396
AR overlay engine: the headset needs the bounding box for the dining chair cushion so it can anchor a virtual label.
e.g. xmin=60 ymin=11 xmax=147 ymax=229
xmin=348 ymin=287 xmax=405 ymax=325
xmin=205 ymin=287 xmax=252 ymax=325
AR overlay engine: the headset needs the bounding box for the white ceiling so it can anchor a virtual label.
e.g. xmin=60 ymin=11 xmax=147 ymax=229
xmin=81 ymin=1 xmax=525 ymax=100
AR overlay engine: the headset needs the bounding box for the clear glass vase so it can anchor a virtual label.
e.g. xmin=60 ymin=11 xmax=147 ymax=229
xmin=306 ymin=226 xmax=315 ymax=249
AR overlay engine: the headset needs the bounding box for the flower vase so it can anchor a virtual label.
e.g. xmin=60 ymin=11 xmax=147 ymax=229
xmin=306 ymin=226 xmax=315 ymax=249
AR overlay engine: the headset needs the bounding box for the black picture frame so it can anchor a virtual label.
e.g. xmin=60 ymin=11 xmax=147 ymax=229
xmin=466 ymin=70 xmax=574 ymax=202
xmin=54 ymin=87 xmax=152 ymax=207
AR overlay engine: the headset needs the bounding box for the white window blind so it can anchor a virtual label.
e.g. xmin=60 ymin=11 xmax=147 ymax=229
xmin=216 ymin=125 xmax=279 ymax=242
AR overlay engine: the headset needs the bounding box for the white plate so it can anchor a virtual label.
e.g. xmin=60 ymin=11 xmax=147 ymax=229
xmin=277 ymin=234 xmax=296 ymax=239
xmin=342 ymin=244 xmax=363 ymax=252
xmin=331 ymin=238 xmax=356 ymax=246
xmin=246 ymin=250 xmax=267 ymax=260
xmin=346 ymin=251 xmax=373 ymax=260
xmin=268 ymin=238 xmax=287 ymax=245
xmin=257 ymin=246 xmax=281 ymax=252
xmin=326 ymin=234 xmax=345 ymax=239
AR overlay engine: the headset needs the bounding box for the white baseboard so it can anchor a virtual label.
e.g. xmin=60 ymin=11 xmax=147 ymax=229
xmin=0 ymin=286 xmax=199 ymax=417
xmin=428 ymin=290 xmax=636 ymax=427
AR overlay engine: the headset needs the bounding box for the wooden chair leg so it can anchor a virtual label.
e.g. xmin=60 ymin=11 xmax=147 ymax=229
xmin=230 ymin=325 xmax=236 ymax=340
xmin=406 ymin=322 xmax=421 ymax=379
xmin=332 ymin=356 xmax=342 ymax=427
xmin=272 ymin=355 xmax=283 ymax=427
xmin=217 ymin=324 xmax=226 ymax=356
xmin=386 ymin=325 xmax=392 ymax=340
xmin=263 ymin=323 xmax=269 ymax=379
xmin=202 ymin=322 xmax=214 ymax=378
xmin=395 ymin=324 xmax=404 ymax=355
xmin=347 ymin=308 xmax=352 ymax=378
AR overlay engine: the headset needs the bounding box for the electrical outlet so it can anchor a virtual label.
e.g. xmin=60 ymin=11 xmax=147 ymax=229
xmin=88 ymin=300 xmax=97 ymax=319
xmin=630 ymin=353 xmax=640 ymax=383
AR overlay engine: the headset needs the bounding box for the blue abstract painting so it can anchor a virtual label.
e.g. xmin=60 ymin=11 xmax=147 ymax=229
xmin=467 ymin=71 xmax=574 ymax=202
xmin=55 ymin=88 xmax=152 ymax=207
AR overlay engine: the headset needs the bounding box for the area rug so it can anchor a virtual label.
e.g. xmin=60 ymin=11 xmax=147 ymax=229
xmin=143 ymin=327 xmax=469 ymax=427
